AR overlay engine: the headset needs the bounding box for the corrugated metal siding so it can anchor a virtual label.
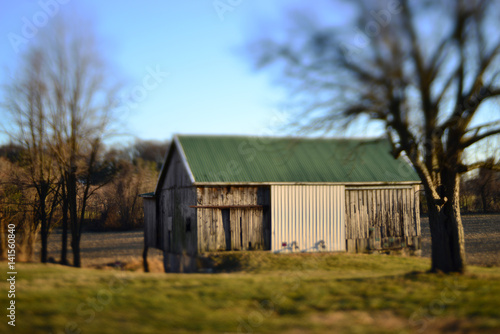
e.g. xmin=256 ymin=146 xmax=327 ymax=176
xmin=177 ymin=135 xmax=421 ymax=183
xmin=271 ymin=185 xmax=345 ymax=252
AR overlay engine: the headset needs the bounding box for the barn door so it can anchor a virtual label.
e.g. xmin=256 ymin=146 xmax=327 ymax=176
xmin=271 ymin=185 xmax=345 ymax=252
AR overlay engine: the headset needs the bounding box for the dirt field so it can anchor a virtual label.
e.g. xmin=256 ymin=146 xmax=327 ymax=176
xmin=421 ymin=214 xmax=500 ymax=267
xmin=38 ymin=230 xmax=165 ymax=271
xmin=37 ymin=214 xmax=499 ymax=270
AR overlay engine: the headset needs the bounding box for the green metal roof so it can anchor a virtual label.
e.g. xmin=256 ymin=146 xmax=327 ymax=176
xmin=176 ymin=135 xmax=420 ymax=183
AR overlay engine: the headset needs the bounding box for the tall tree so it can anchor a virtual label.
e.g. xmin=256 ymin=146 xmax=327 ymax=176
xmin=3 ymin=49 xmax=61 ymax=263
xmin=2 ymin=17 xmax=121 ymax=267
xmin=44 ymin=19 xmax=121 ymax=267
xmin=252 ymin=0 xmax=500 ymax=273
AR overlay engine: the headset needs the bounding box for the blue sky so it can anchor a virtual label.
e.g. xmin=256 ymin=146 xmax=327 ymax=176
xmin=1 ymin=1 xmax=496 ymax=153
xmin=0 ymin=0 xmax=314 ymax=145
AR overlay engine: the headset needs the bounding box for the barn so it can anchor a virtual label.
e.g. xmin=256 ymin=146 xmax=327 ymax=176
xmin=141 ymin=135 xmax=422 ymax=272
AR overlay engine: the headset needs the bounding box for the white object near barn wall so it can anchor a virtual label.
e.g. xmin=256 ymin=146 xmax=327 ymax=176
xmin=271 ymin=185 xmax=346 ymax=253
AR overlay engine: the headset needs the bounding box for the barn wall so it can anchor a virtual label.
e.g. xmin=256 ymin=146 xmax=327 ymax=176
xmin=196 ymin=186 xmax=271 ymax=253
xmin=143 ymin=198 xmax=157 ymax=248
xmin=271 ymin=185 xmax=345 ymax=253
xmin=158 ymin=146 xmax=197 ymax=261
xmin=344 ymin=185 xmax=421 ymax=252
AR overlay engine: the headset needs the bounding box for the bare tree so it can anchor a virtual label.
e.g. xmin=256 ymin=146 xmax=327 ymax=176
xmin=252 ymin=0 xmax=500 ymax=273
xmin=2 ymin=17 xmax=121 ymax=267
xmin=44 ymin=19 xmax=121 ymax=267
xmin=2 ymin=49 xmax=61 ymax=263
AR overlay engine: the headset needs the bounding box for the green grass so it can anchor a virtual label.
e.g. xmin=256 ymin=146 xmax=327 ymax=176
xmin=1 ymin=253 xmax=500 ymax=333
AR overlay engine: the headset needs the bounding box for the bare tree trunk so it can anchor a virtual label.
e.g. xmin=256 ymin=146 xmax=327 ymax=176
xmin=143 ymin=246 xmax=149 ymax=273
xmin=71 ymin=234 xmax=81 ymax=268
xmin=67 ymin=169 xmax=81 ymax=267
xmin=40 ymin=220 xmax=48 ymax=263
xmin=427 ymin=172 xmax=466 ymax=273
xmin=60 ymin=176 xmax=69 ymax=265
xmin=39 ymin=182 xmax=49 ymax=263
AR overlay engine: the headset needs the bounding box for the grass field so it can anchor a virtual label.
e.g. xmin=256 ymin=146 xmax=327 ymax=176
xmin=1 ymin=253 xmax=500 ymax=334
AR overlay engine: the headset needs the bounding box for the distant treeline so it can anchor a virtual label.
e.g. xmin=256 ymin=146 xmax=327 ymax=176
xmin=0 ymin=140 xmax=169 ymax=262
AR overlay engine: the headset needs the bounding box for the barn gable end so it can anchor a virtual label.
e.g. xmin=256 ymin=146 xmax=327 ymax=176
xmin=141 ymin=139 xmax=198 ymax=272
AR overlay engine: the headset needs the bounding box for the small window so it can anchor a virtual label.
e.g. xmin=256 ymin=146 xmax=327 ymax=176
xmin=186 ymin=218 xmax=191 ymax=232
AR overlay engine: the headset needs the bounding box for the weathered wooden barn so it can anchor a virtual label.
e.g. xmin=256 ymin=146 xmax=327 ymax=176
xmin=141 ymin=135 xmax=422 ymax=272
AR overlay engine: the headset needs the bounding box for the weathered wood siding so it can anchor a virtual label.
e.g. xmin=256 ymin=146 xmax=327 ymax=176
xmin=271 ymin=185 xmax=346 ymax=253
xmin=196 ymin=186 xmax=271 ymax=252
xmin=158 ymin=147 xmax=197 ymax=258
xmin=143 ymin=198 xmax=157 ymax=248
xmin=345 ymin=185 xmax=421 ymax=252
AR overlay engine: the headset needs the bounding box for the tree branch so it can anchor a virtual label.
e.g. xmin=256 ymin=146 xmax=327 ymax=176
xmin=465 ymin=120 xmax=500 ymax=135
xmin=461 ymin=128 xmax=500 ymax=148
